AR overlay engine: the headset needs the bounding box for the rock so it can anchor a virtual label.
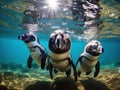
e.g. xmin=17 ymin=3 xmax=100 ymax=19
xmin=24 ymin=81 xmax=51 ymax=90
xmin=29 ymin=63 xmax=39 ymax=69
xmin=0 ymin=63 xmax=22 ymax=70
xmin=21 ymin=67 xmax=30 ymax=73
xmin=0 ymin=74 xmax=2 ymax=83
xmin=1 ymin=63 xmax=9 ymax=69
xmin=114 ymin=61 xmax=120 ymax=67
xmin=50 ymin=77 xmax=78 ymax=90
xmin=80 ymin=78 xmax=110 ymax=90
xmin=0 ymin=64 xmax=120 ymax=90
xmin=0 ymin=85 xmax=8 ymax=90
xmin=9 ymin=63 xmax=22 ymax=70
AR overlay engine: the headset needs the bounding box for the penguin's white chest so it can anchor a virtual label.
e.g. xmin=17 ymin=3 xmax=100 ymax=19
xmin=49 ymin=50 xmax=71 ymax=72
xmin=50 ymin=58 xmax=70 ymax=72
xmin=79 ymin=55 xmax=98 ymax=72
xmin=30 ymin=47 xmax=42 ymax=66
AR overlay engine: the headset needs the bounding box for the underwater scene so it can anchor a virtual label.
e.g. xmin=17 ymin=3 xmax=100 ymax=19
xmin=0 ymin=0 xmax=120 ymax=90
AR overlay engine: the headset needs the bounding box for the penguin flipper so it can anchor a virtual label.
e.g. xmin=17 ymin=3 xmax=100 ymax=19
xmin=36 ymin=46 xmax=47 ymax=69
xmin=46 ymin=56 xmax=50 ymax=70
xmin=75 ymin=56 xmax=83 ymax=67
xmin=94 ymin=61 xmax=100 ymax=77
xmin=66 ymin=69 xmax=71 ymax=77
xmin=86 ymin=71 xmax=92 ymax=75
xmin=71 ymin=60 xmax=77 ymax=82
xmin=27 ymin=55 xmax=33 ymax=68
xmin=49 ymin=63 xmax=53 ymax=79
xmin=69 ymin=56 xmax=77 ymax=82
xmin=54 ymin=69 xmax=58 ymax=74
xmin=66 ymin=55 xmax=72 ymax=77
xmin=76 ymin=56 xmax=83 ymax=77
xmin=40 ymin=52 xmax=47 ymax=69
xmin=78 ymin=70 xmax=81 ymax=77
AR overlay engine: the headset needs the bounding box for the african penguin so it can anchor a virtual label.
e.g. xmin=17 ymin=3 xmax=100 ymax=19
xmin=48 ymin=30 xmax=77 ymax=81
xmin=76 ymin=40 xmax=104 ymax=77
xmin=18 ymin=32 xmax=47 ymax=69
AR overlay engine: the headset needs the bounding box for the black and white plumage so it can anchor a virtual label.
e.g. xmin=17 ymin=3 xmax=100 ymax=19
xmin=76 ymin=40 xmax=104 ymax=77
xmin=18 ymin=32 xmax=47 ymax=69
xmin=48 ymin=30 xmax=77 ymax=81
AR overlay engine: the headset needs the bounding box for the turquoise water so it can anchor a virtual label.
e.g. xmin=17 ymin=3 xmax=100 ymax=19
xmin=0 ymin=0 xmax=120 ymax=66
xmin=0 ymin=37 xmax=120 ymax=65
xmin=0 ymin=0 xmax=120 ymax=90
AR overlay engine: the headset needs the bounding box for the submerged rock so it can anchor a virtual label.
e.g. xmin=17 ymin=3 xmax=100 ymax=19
xmin=50 ymin=77 xmax=79 ymax=90
xmin=25 ymin=81 xmax=51 ymax=90
xmin=21 ymin=67 xmax=30 ymax=73
xmin=0 ymin=63 xmax=23 ymax=70
xmin=80 ymin=78 xmax=110 ymax=90
xmin=114 ymin=61 xmax=120 ymax=67
xmin=0 ymin=63 xmax=9 ymax=69
xmin=0 ymin=85 xmax=8 ymax=90
xmin=0 ymin=64 xmax=120 ymax=90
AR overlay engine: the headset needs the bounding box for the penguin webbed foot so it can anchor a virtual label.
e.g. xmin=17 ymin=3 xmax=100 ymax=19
xmin=94 ymin=61 xmax=100 ymax=77
xmin=66 ymin=69 xmax=71 ymax=77
xmin=71 ymin=60 xmax=77 ymax=82
xmin=41 ymin=65 xmax=44 ymax=70
xmin=86 ymin=71 xmax=92 ymax=75
xmin=74 ymin=70 xmax=77 ymax=82
xmin=49 ymin=63 xmax=53 ymax=79
xmin=78 ymin=70 xmax=81 ymax=77
xmin=45 ymin=58 xmax=50 ymax=70
xmin=50 ymin=70 xmax=53 ymax=79
xmin=94 ymin=70 xmax=99 ymax=77
xmin=54 ymin=69 xmax=58 ymax=74
xmin=27 ymin=64 xmax=31 ymax=68
xmin=46 ymin=64 xmax=50 ymax=70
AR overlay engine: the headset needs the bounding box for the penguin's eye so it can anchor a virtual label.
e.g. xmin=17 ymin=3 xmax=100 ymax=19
xmin=24 ymin=34 xmax=27 ymax=37
xmin=29 ymin=35 xmax=35 ymax=41
xmin=61 ymin=34 xmax=64 ymax=38
xmin=63 ymin=31 xmax=68 ymax=34
xmin=51 ymin=35 xmax=57 ymax=42
xmin=23 ymin=34 xmax=28 ymax=39
xmin=52 ymin=34 xmax=57 ymax=40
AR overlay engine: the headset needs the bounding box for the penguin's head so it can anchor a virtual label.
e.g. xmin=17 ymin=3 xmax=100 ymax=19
xmin=49 ymin=30 xmax=71 ymax=54
xmin=85 ymin=40 xmax=104 ymax=56
xmin=23 ymin=9 xmax=40 ymax=19
xmin=18 ymin=32 xmax=37 ymax=43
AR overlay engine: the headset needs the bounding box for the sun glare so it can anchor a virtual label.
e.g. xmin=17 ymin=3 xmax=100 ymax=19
xmin=46 ymin=0 xmax=59 ymax=10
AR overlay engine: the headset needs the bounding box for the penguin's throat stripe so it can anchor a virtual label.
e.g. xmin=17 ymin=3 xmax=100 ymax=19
xmin=82 ymin=52 xmax=99 ymax=60
xmin=81 ymin=55 xmax=98 ymax=62
xmin=49 ymin=56 xmax=70 ymax=62
xmin=48 ymin=50 xmax=70 ymax=60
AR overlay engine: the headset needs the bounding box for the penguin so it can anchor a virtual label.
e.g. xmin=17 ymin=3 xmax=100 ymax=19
xmin=76 ymin=40 xmax=104 ymax=77
xmin=23 ymin=9 xmax=41 ymax=23
xmin=48 ymin=30 xmax=77 ymax=81
xmin=18 ymin=32 xmax=47 ymax=69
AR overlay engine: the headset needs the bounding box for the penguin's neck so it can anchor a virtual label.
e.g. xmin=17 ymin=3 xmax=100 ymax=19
xmin=27 ymin=41 xmax=40 ymax=48
xmin=49 ymin=50 xmax=70 ymax=60
xmin=81 ymin=51 xmax=99 ymax=61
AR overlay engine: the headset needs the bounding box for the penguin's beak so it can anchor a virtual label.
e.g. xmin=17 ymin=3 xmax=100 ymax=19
xmin=18 ymin=35 xmax=22 ymax=40
xmin=18 ymin=34 xmax=26 ymax=40
xmin=55 ymin=34 xmax=62 ymax=49
xmin=91 ymin=44 xmax=104 ymax=54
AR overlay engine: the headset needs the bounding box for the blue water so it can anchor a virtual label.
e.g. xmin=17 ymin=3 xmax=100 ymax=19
xmin=0 ymin=37 xmax=120 ymax=65
xmin=0 ymin=0 xmax=120 ymax=90
xmin=0 ymin=0 xmax=120 ymax=66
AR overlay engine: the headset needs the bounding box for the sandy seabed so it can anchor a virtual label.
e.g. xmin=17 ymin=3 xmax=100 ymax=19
xmin=0 ymin=63 xmax=120 ymax=90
